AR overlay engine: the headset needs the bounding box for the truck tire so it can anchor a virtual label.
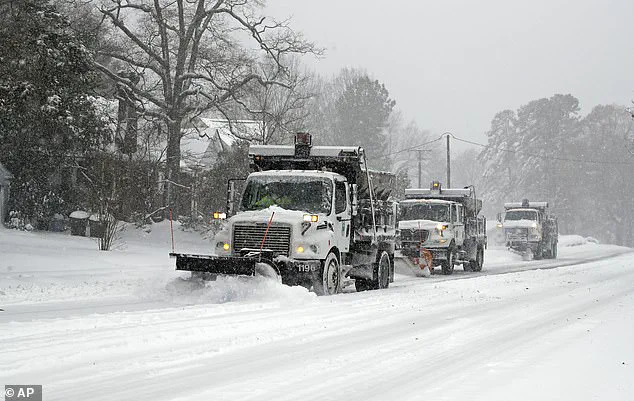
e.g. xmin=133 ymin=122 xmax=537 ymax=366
xmin=441 ymin=246 xmax=455 ymax=275
xmin=375 ymin=251 xmax=391 ymax=289
xmin=534 ymin=244 xmax=543 ymax=260
xmin=313 ymin=252 xmax=340 ymax=296
xmin=255 ymin=261 xmax=281 ymax=281
xmin=473 ymin=246 xmax=484 ymax=272
xmin=463 ymin=262 xmax=472 ymax=272
xmin=468 ymin=246 xmax=483 ymax=272
xmin=355 ymin=251 xmax=390 ymax=291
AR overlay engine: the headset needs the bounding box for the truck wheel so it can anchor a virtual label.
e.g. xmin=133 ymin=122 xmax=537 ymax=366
xmin=355 ymin=251 xmax=390 ymax=292
xmin=313 ymin=252 xmax=340 ymax=296
xmin=473 ymin=246 xmax=484 ymax=272
xmin=534 ymin=244 xmax=543 ymax=260
xmin=375 ymin=251 xmax=391 ymax=289
xmin=441 ymin=247 xmax=455 ymax=275
xmin=255 ymin=261 xmax=281 ymax=282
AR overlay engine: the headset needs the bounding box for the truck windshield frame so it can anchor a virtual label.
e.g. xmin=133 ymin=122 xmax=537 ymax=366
xmin=240 ymin=175 xmax=333 ymax=214
xmin=505 ymin=210 xmax=538 ymax=221
xmin=400 ymin=203 xmax=450 ymax=222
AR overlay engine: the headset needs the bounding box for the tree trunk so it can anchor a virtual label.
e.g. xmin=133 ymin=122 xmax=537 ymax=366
xmin=166 ymin=119 xmax=182 ymax=215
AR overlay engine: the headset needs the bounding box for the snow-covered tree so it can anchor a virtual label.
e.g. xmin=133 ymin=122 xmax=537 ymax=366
xmin=479 ymin=109 xmax=519 ymax=213
xmin=94 ymin=0 xmax=318 ymax=213
xmin=0 ymin=0 xmax=109 ymax=223
xmin=333 ymin=75 xmax=396 ymax=170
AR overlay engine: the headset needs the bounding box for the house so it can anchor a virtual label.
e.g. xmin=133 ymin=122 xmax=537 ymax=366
xmin=0 ymin=162 xmax=14 ymax=223
xmin=180 ymin=117 xmax=263 ymax=172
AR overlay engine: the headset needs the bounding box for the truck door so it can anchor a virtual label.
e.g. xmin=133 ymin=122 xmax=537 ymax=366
xmin=454 ymin=204 xmax=465 ymax=246
xmin=334 ymin=179 xmax=351 ymax=253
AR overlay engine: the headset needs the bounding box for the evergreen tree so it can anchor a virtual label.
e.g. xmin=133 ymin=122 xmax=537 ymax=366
xmin=334 ymin=75 xmax=396 ymax=169
xmin=0 ymin=0 xmax=108 ymax=223
xmin=479 ymin=109 xmax=519 ymax=213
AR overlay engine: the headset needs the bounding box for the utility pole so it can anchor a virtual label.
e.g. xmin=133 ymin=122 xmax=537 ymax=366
xmin=417 ymin=149 xmax=422 ymax=188
xmin=410 ymin=149 xmax=431 ymax=188
xmin=446 ymin=134 xmax=451 ymax=187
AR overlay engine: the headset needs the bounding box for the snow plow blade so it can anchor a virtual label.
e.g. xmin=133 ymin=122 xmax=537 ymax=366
xmin=394 ymin=249 xmax=432 ymax=277
xmin=170 ymin=253 xmax=256 ymax=275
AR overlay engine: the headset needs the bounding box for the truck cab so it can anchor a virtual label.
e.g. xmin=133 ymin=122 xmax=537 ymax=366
xmin=500 ymin=200 xmax=558 ymax=259
xmin=213 ymin=170 xmax=352 ymax=287
xmin=398 ymin=181 xmax=486 ymax=274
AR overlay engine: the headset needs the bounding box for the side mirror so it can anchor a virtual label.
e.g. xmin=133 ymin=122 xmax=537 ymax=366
xmin=226 ymin=178 xmax=245 ymax=217
xmin=496 ymin=212 xmax=502 ymax=222
xmin=226 ymin=180 xmax=236 ymax=216
xmin=351 ymin=184 xmax=358 ymax=216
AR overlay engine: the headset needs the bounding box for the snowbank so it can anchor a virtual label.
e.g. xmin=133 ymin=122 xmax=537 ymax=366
xmin=559 ymin=235 xmax=588 ymax=247
xmin=0 ymin=221 xmax=315 ymax=308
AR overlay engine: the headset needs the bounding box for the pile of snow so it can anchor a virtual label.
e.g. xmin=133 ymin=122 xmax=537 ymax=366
xmin=69 ymin=210 xmax=89 ymax=219
xmin=160 ymin=275 xmax=316 ymax=305
xmin=559 ymin=235 xmax=589 ymax=247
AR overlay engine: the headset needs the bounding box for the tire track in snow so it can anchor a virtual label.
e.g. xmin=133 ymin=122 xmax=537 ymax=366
xmin=10 ymin=255 xmax=632 ymax=401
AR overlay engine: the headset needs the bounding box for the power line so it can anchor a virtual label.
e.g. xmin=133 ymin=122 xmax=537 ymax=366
xmin=448 ymin=133 xmax=634 ymax=166
xmin=381 ymin=134 xmax=445 ymax=158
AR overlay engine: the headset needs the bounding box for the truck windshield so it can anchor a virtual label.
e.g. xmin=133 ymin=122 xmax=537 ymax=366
xmin=400 ymin=203 xmax=449 ymax=222
xmin=241 ymin=175 xmax=333 ymax=214
xmin=505 ymin=210 xmax=537 ymax=221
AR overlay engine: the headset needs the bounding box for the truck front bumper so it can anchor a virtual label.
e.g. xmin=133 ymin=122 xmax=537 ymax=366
xmin=506 ymin=241 xmax=540 ymax=252
xmin=401 ymin=245 xmax=449 ymax=261
xmin=171 ymin=252 xmax=322 ymax=285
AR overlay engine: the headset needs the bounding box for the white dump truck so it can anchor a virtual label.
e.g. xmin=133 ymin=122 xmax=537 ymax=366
xmin=397 ymin=181 xmax=487 ymax=275
xmin=499 ymin=200 xmax=558 ymax=259
xmin=170 ymin=133 xmax=397 ymax=295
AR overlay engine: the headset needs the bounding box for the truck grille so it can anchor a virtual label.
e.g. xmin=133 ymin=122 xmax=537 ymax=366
xmin=506 ymin=227 xmax=528 ymax=241
xmin=232 ymin=223 xmax=291 ymax=256
xmin=400 ymin=229 xmax=429 ymax=243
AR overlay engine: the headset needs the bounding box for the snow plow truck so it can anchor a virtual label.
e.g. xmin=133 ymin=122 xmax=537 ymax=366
xmin=170 ymin=133 xmax=397 ymax=295
xmin=499 ymin=200 xmax=558 ymax=259
xmin=396 ymin=181 xmax=487 ymax=275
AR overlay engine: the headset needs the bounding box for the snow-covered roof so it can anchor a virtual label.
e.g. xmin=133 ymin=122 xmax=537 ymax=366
xmin=180 ymin=118 xmax=263 ymax=171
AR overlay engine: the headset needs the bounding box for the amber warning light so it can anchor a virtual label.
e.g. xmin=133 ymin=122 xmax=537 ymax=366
xmin=213 ymin=212 xmax=227 ymax=220
xmin=295 ymin=132 xmax=312 ymax=146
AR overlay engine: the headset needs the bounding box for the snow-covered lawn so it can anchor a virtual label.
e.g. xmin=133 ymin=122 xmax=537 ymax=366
xmin=1 ymin=225 xmax=633 ymax=400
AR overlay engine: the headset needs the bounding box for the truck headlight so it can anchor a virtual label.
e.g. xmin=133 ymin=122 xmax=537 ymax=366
xmin=435 ymin=223 xmax=448 ymax=236
xmin=303 ymin=214 xmax=319 ymax=222
xmin=216 ymin=241 xmax=230 ymax=251
xmin=296 ymin=245 xmax=305 ymax=253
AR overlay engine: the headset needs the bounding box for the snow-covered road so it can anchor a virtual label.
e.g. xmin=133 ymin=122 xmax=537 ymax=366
xmin=1 ymin=225 xmax=633 ymax=400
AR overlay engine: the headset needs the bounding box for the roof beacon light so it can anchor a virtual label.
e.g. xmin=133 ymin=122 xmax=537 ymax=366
xmin=295 ymin=132 xmax=312 ymax=146
xmin=294 ymin=132 xmax=312 ymax=158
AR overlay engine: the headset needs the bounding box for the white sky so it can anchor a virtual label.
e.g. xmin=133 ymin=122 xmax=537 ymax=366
xmin=265 ymin=0 xmax=634 ymax=144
